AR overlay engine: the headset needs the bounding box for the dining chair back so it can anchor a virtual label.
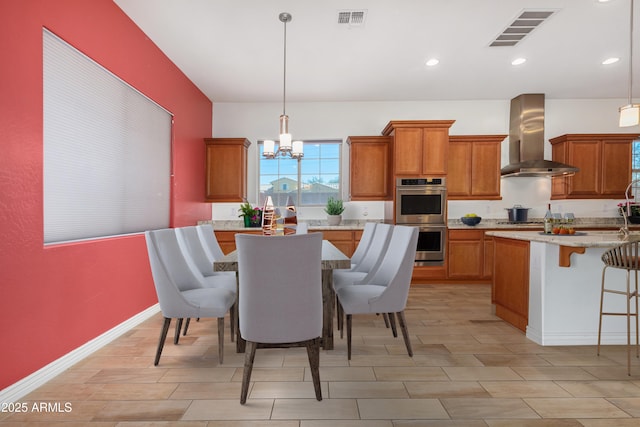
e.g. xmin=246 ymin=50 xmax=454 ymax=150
xmin=176 ymin=226 xmax=217 ymax=278
xmin=235 ymin=232 xmax=323 ymax=404
xmin=296 ymin=222 xmax=309 ymax=234
xmin=196 ymin=224 xmax=226 ymax=261
xmin=350 ymin=222 xmax=377 ymax=268
xmin=336 ymin=225 xmax=418 ymax=359
xmin=145 ymin=229 xmax=235 ymax=365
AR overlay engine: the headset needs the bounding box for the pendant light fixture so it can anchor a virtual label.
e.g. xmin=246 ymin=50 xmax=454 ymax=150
xmin=263 ymin=12 xmax=304 ymax=159
xmin=620 ymin=0 xmax=640 ymax=127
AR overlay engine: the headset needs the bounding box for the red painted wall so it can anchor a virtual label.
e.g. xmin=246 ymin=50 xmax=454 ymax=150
xmin=0 ymin=0 xmax=212 ymax=390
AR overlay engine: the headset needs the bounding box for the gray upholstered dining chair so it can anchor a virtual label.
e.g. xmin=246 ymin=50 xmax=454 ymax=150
xmin=175 ymin=226 xmax=237 ymax=340
xmin=145 ymin=229 xmax=236 ymax=365
xmin=333 ymin=223 xmax=393 ymax=334
xmin=235 ymin=232 xmax=323 ymax=404
xmin=336 ymin=225 xmax=418 ymax=360
xmin=333 ymin=223 xmax=393 ymax=291
xmin=295 ymin=222 xmax=309 ymax=234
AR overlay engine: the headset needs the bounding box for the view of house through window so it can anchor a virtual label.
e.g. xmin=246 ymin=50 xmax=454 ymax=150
xmin=258 ymin=140 xmax=341 ymax=207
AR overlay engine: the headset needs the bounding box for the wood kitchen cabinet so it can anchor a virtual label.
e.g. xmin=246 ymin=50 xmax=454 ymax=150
xmin=204 ymin=138 xmax=250 ymax=202
xmin=448 ymin=135 xmax=505 ymax=200
xmin=447 ymin=229 xmax=496 ymax=281
xmin=550 ymin=133 xmax=639 ymax=199
xmin=448 ymin=229 xmax=484 ymax=278
xmin=347 ymin=136 xmax=392 ymax=200
xmin=381 ymin=120 xmax=455 ymax=176
xmin=492 ymin=237 xmax=530 ymax=332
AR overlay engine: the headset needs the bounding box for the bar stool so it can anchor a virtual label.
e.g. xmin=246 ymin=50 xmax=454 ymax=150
xmin=597 ymin=240 xmax=640 ymax=375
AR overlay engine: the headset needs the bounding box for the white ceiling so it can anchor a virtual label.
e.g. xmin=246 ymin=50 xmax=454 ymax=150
xmin=113 ymin=0 xmax=639 ymax=103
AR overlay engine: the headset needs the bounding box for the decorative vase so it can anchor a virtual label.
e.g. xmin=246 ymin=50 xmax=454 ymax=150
xmin=243 ymin=213 xmax=262 ymax=228
xmin=327 ymin=214 xmax=342 ymax=226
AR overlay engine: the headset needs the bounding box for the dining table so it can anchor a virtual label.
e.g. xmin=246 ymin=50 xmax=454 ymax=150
xmin=213 ymin=239 xmax=351 ymax=352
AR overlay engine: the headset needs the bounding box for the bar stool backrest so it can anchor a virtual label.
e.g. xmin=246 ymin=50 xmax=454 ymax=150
xmin=602 ymin=241 xmax=640 ymax=270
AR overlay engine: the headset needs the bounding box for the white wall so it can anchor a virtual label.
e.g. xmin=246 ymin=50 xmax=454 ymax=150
xmin=211 ymin=98 xmax=638 ymax=221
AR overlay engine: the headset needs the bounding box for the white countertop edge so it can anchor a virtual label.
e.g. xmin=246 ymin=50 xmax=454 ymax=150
xmin=485 ymin=230 xmax=635 ymax=248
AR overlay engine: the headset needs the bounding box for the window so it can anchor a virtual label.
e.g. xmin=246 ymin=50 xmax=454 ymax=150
xmin=43 ymin=29 xmax=171 ymax=244
xmin=633 ymin=139 xmax=640 ymax=183
xmin=258 ymin=140 xmax=341 ymax=206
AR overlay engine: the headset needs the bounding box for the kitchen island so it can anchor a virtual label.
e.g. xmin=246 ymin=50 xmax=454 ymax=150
xmin=486 ymin=230 xmax=637 ymax=346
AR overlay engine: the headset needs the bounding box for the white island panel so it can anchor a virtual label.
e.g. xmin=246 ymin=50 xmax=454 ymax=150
xmin=487 ymin=230 xmax=636 ymax=346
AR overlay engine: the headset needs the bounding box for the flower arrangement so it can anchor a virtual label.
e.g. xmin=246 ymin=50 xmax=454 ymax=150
xmin=238 ymin=202 xmax=262 ymax=227
xmin=618 ymin=202 xmax=640 ymax=217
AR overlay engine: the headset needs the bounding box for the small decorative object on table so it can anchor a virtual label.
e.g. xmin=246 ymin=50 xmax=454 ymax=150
xmin=238 ymin=201 xmax=262 ymax=227
xmin=461 ymin=214 xmax=481 ymax=226
xmin=325 ymin=196 xmax=345 ymax=226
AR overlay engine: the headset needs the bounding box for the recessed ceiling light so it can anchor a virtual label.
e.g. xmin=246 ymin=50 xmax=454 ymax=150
xmin=426 ymin=58 xmax=439 ymax=67
xmin=511 ymin=57 xmax=527 ymax=66
xmin=602 ymin=57 xmax=620 ymax=65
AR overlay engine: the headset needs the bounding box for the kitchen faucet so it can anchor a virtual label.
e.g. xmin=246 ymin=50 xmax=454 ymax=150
xmin=620 ymin=179 xmax=640 ymax=240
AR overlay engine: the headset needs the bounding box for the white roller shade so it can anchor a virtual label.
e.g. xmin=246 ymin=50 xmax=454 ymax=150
xmin=43 ymin=29 xmax=171 ymax=244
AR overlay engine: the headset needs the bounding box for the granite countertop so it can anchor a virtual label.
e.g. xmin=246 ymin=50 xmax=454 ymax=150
xmin=447 ymin=217 xmax=629 ymax=230
xmin=199 ymin=219 xmax=381 ymax=231
xmin=202 ymin=217 xmax=631 ymax=232
xmin=485 ymin=229 xmax=638 ymax=248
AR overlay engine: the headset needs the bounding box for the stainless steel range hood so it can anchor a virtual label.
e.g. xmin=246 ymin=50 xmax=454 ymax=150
xmin=501 ymin=94 xmax=579 ymax=178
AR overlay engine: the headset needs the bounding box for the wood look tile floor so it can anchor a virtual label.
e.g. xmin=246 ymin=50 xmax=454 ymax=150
xmin=4 ymin=284 xmax=640 ymax=426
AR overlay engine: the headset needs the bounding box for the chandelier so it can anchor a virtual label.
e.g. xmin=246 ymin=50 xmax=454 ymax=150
xmin=263 ymin=12 xmax=304 ymax=159
xmin=619 ymin=0 xmax=640 ymax=127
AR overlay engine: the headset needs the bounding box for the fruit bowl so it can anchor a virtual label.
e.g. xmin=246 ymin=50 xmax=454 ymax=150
xmin=461 ymin=216 xmax=482 ymax=226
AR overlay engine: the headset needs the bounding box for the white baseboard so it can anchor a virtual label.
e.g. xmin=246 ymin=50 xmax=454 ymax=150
xmin=0 ymin=303 xmax=160 ymax=403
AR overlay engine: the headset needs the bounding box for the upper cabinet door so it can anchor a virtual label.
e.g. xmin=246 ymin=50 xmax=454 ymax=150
xmin=204 ymin=138 xmax=250 ymax=202
xmin=448 ymin=135 xmax=505 ymax=200
xmin=550 ymin=133 xmax=639 ymax=199
xmin=382 ymin=120 xmax=455 ymax=177
xmin=348 ymin=136 xmax=392 ymax=200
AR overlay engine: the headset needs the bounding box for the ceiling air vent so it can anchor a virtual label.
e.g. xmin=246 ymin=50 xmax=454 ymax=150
xmin=490 ymin=9 xmax=556 ymax=47
xmin=337 ymin=10 xmax=367 ymax=27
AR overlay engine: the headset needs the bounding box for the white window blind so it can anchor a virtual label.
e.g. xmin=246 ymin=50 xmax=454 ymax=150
xmin=43 ymin=29 xmax=171 ymax=244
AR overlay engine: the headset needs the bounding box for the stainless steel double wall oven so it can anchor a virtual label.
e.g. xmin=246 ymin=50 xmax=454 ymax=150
xmin=395 ymin=177 xmax=447 ymax=265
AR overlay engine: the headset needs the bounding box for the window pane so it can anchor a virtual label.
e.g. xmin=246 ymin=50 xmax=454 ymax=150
xmin=258 ymin=140 xmax=341 ymax=206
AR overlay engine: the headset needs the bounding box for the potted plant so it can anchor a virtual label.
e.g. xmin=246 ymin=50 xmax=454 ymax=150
xmin=238 ymin=202 xmax=262 ymax=227
xmin=324 ymin=196 xmax=345 ymax=226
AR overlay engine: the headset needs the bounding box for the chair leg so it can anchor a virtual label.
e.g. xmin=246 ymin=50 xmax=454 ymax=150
xmin=174 ymin=318 xmax=183 ymax=344
xmin=337 ymin=298 xmax=344 ymax=338
xmin=382 ymin=313 xmax=390 ymax=329
xmin=240 ymin=341 xmax=258 ymax=405
xmin=397 ymin=311 xmax=413 ymax=357
xmin=597 ymin=267 xmax=607 ymax=356
xmin=387 ymin=313 xmax=398 ymax=338
xmin=183 ymin=318 xmax=191 ymax=336
xmin=217 ymin=317 xmax=225 ymax=364
xmin=305 ymin=338 xmax=322 ymax=401
xmin=633 ymin=270 xmax=640 ymax=358
xmin=627 ymin=270 xmax=632 ymax=376
xmin=346 ymin=314 xmax=352 ymax=361
xmin=229 ymin=303 xmax=236 ymax=343
xmin=154 ymin=317 xmax=171 ymax=366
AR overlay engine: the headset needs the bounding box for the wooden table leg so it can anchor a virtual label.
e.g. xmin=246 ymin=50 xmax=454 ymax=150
xmin=322 ymin=269 xmax=334 ymax=350
xmin=235 ymin=271 xmax=246 ymax=353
